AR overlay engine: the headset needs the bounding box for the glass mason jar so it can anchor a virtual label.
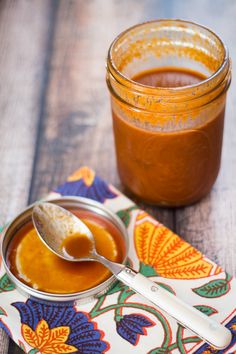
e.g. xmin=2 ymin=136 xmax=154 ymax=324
xmin=106 ymin=20 xmax=231 ymax=207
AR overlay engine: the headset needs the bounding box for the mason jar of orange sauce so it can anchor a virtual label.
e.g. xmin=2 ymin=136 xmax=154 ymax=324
xmin=106 ymin=20 xmax=231 ymax=206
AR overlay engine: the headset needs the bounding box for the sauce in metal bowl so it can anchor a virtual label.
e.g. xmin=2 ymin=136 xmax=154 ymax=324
xmin=1 ymin=197 xmax=127 ymax=303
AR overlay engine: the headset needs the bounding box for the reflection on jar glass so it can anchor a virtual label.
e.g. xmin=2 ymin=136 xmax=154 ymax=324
xmin=106 ymin=20 xmax=231 ymax=207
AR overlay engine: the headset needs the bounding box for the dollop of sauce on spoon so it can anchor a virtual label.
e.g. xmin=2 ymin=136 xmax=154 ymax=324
xmin=61 ymin=233 xmax=93 ymax=259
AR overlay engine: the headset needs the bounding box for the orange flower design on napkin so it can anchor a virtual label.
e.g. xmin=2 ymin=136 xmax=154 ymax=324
xmin=22 ymin=319 xmax=77 ymax=354
xmin=135 ymin=211 xmax=221 ymax=279
xmin=67 ymin=166 xmax=95 ymax=186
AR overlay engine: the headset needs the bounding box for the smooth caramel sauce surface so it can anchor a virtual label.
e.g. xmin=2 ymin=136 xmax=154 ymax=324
xmin=132 ymin=67 xmax=206 ymax=87
xmin=7 ymin=210 xmax=125 ymax=294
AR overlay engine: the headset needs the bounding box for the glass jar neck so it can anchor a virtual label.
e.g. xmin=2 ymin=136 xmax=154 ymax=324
xmin=107 ymin=20 xmax=231 ymax=113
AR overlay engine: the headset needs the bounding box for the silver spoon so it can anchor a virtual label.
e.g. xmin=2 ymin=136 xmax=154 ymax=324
xmin=32 ymin=202 xmax=232 ymax=350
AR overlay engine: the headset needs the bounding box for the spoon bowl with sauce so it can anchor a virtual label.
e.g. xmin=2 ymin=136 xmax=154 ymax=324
xmin=32 ymin=202 xmax=123 ymax=274
xmin=32 ymin=202 xmax=232 ymax=350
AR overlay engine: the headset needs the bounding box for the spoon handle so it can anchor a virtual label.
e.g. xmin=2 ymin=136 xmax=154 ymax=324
xmin=117 ymin=267 xmax=232 ymax=350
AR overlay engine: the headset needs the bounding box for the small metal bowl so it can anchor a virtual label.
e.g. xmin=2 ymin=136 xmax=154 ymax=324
xmin=1 ymin=197 xmax=128 ymax=305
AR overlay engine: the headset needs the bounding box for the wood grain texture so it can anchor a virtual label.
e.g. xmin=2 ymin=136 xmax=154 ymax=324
xmin=0 ymin=0 xmax=235 ymax=353
xmin=0 ymin=336 xmax=8 ymax=354
xmin=0 ymin=0 xmax=57 ymax=353
xmin=0 ymin=0 xmax=51 ymax=224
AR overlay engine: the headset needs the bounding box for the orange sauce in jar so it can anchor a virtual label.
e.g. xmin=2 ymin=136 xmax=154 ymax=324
xmin=112 ymin=67 xmax=225 ymax=206
xmin=107 ymin=20 xmax=231 ymax=206
xmin=133 ymin=67 xmax=205 ymax=87
xmin=7 ymin=210 xmax=125 ymax=294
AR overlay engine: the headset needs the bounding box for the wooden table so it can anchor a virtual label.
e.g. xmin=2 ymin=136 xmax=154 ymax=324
xmin=0 ymin=1 xmax=235 ymax=353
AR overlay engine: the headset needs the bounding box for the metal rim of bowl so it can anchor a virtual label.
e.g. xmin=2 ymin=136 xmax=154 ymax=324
xmin=0 ymin=196 xmax=129 ymax=304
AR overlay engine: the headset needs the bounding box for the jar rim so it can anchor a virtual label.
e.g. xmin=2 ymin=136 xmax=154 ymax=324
xmin=107 ymin=19 xmax=229 ymax=95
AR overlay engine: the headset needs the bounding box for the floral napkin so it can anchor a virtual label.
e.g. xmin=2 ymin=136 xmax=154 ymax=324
xmin=0 ymin=166 xmax=235 ymax=354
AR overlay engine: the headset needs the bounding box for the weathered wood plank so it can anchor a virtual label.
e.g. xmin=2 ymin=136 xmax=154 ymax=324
xmin=0 ymin=0 xmax=56 ymax=353
xmin=29 ymin=0 xmax=174 ymax=229
xmin=0 ymin=339 xmax=8 ymax=354
xmin=169 ymin=0 xmax=236 ymax=276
